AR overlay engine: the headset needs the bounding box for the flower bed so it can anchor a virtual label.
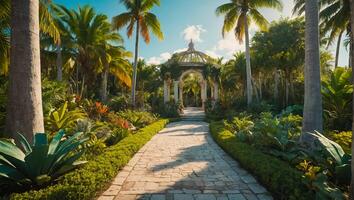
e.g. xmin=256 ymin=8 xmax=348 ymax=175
xmin=10 ymin=119 xmax=169 ymax=200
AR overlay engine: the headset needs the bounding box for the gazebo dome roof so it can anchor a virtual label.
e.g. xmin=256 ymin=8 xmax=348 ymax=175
xmin=170 ymin=40 xmax=210 ymax=64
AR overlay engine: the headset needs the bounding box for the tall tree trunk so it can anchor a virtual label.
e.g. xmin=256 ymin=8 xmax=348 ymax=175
xmin=258 ymin=72 xmax=262 ymax=100
xmin=56 ymin=43 xmax=63 ymax=81
xmin=6 ymin=0 xmax=44 ymax=141
xmin=131 ymin=20 xmax=140 ymax=108
xmin=253 ymin=78 xmax=259 ymax=102
xmin=290 ymin=72 xmax=295 ymax=103
xmin=301 ymin=0 xmax=323 ymax=140
xmin=244 ymin=15 xmax=253 ymax=106
xmin=100 ymin=62 xmax=109 ymax=103
xmin=349 ymin=0 xmax=354 ymax=197
xmin=274 ymin=69 xmax=279 ymax=103
xmin=335 ymin=30 xmax=344 ymax=68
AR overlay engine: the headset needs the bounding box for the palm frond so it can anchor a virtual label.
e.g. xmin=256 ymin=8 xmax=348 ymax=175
xmin=144 ymin=13 xmax=164 ymax=40
xmin=249 ymin=8 xmax=269 ymax=31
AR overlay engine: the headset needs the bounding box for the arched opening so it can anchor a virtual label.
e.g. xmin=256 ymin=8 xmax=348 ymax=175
xmin=181 ymin=73 xmax=202 ymax=107
xmin=177 ymin=69 xmax=206 ymax=108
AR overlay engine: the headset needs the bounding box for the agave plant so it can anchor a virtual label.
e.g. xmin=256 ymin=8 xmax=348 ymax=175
xmin=0 ymin=130 xmax=88 ymax=187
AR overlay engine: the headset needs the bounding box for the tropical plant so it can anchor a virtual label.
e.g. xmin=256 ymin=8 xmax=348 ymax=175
xmin=45 ymin=101 xmax=86 ymax=134
xmin=303 ymin=131 xmax=351 ymax=185
xmin=230 ymin=116 xmax=254 ymax=143
xmin=112 ymin=0 xmax=164 ymax=107
xmin=252 ymin=18 xmax=305 ymax=106
xmin=54 ymin=5 xmax=131 ymax=97
xmin=117 ymin=110 xmax=157 ymax=129
xmin=105 ymin=127 xmax=131 ymax=146
xmin=215 ymin=0 xmax=283 ymax=106
xmin=329 ymin=131 xmax=352 ymax=154
xmin=296 ymin=160 xmax=344 ymax=200
xmin=0 ymin=130 xmax=88 ymax=189
xmin=321 ymin=68 xmax=353 ymax=130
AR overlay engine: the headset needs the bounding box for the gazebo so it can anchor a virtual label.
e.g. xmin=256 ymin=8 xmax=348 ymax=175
xmin=160 ymin=40 xmax=220 ymax=108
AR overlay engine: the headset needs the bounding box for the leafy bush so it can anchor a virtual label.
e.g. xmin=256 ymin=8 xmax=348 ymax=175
xmin=329 ymin=131 xmax=352 ymax=154
xmin=224 ymin=115 xmax=254 ymax=143
xmin=108 ymin=95 xmax=130 ymax=112
xmin=279 ymin=105 xmax=303 ymax=117
xmin=10 ymin=119 xmax=169 ymax=200
xmin=158 ymin=101 xmax=180 ymax=118
xmin=209 ymin=121 xmax=313 ymax=199
xmin=117 ymin=110 xmax=157 ymax=129
xmin=45 ymin=102 xmax=87 ymax=134
xmin=105 ymin=127 xmax=131 ymax=146
xmin=303 ymin=131 xmax=351 ymax=186
xmin=107 ymin=112 xmax=131 ymax=129
xmin=247 ymin=101 xmax=275 ymax=115
xmin=0 ymin=131 xmax=88 ymax=195
xmin=322 ymin=68 xmax=353 ymax=131
xmin=42 ymin=79 xmax=70 ymax=114
xmin=0 ymin=80 xmax=7 ymax=134
xmin=205 ymin=100 xmax=224 ymax=120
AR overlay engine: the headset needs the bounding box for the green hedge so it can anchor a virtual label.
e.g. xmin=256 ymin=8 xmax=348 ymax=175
xmin=209 ymin=121 xmax=314 ymax=200
xmin=10 ymin=119 xmax=169 ymax=200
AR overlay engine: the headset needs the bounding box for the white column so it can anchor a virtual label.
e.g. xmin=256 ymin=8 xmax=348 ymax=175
xmin=164 ymin=80 xmax=169 ymax=103
xmin=174 ymin=80 xmax=179 ymax=103
xmin=203 ymin=81 xmax=208 ymax=101
xmin=214 ymin=82 xmax=219 ymax=101
xmin=179 ymin=83 xmax=183 ymax=103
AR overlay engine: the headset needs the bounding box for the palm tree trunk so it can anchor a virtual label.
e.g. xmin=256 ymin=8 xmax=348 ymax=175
xmin=131 ymin=20 xmax=140 ymax=108
xmin=56 ymin=43 xmax=63 ymax=81
xmin=301 ymin=0 xmax=323 ymax=140
xmin=6 ymin=0 xmax=44 ymax=141
xmin=335 ymin=30 xmax=344 ymax=68
xmin=258 ymin=72 xmax=262 ymax=100
xmin=349 ymin=0 xmax=354 ymax=197
xmin=244 ymin=16 xmax=253 ymax=106
xmin=274 ymin=69 xmax=279 ymax=102
xmin=100 ymin=62 xmax=109 ymax=102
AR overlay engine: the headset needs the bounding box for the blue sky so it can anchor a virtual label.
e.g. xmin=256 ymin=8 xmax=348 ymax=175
xmin=55 ymin=0 xmax=349 ymax=66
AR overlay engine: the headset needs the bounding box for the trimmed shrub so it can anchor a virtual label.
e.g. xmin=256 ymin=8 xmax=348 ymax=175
xmin=209 ymin=121 xmax=314 ymax=200
xmin=10 ymin=119 xmax=169 ymax=200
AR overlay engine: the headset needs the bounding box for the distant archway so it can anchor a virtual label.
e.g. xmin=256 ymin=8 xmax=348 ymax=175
xmin=160 ymin=40 xmax=220 ymax=108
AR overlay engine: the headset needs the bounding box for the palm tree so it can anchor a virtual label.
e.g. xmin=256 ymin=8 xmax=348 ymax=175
xmin=99 ymin=45 xmax=132 ymax=102
xmin=349 ymin=0 xmax=354 ymax=196
xmin=294 ymin=0 xmax=350 ymax=68
xmin=0 ymin=0 xmax=61 ymax=76
xmin=300 ymin=0 xmax=323 ymax=141
xmin=6 ymin=0 xmax=44 ymax=141
xmin=215 ymin=0 xmax=282 ymax=106
xmin=112 ymin=0 xmax=164 ymax=108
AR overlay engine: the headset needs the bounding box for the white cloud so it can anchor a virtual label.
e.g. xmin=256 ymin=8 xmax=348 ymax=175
xmin=216 ymin=32 xmax=244 ymax=56
xmin=146 ymin=52 xmax=171 ymax=65
xmin=205 ymin=50 xmax=221 ymax=59
xmin=182 ymin=25 xmax=206 ymax=42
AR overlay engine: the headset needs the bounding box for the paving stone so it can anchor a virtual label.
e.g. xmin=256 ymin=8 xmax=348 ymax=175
xmin=151 ymin=194 xmax=166 ymax=200
xmin=98 ymin=109 xmax=271 ymax=200
xmin=97 ymin=196 xmax=115 ymax=200
xmin=228 ymin=194 xmax=246 ymax=200
xmin=248 ymin=184 xmax=267 ymax=194
xmin=194 ymin=194 xmax=217 ymax=200
xmin=257 ymin=194 xmax=273 ymax=200
xmin=174 ymin=194 xmax=194 ymax=200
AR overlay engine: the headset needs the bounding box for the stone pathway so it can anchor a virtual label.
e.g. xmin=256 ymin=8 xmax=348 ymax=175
xmin=99 ymin=108 xmax=272 ymax=200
